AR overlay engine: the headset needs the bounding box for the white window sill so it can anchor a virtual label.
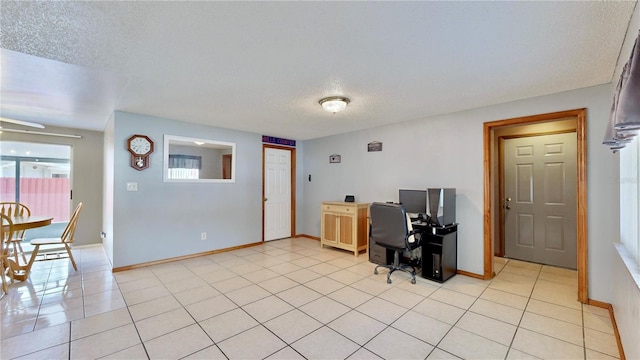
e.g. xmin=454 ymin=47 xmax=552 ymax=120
xmin=615 ymin=242 xmax=640 ymax=291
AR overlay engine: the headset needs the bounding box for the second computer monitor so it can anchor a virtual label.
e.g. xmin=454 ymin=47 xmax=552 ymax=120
xmin=398 ymin=189 xmax=427 ymax=216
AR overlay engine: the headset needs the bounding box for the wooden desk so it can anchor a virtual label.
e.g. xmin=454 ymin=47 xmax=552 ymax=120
xmin=2 ymin=216 xmax=53 ymax=282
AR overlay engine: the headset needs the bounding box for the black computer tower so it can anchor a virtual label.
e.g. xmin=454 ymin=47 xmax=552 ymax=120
xmin=369 ymin=238 xmax=393 ymax=265
xmin=422 ymin=224 xmax=457 ymax=282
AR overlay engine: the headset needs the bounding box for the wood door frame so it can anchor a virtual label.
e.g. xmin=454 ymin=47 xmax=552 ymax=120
xmin=483 ymin=108 xmax=588 ymax=303
xmin=222 ymin=154 xmax=232 ymax=180
xmin=262 ymin=144 xmax=296 ymax=242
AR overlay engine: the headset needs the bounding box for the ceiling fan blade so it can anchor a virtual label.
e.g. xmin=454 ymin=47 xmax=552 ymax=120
xmin=0 ymin=117 xmax=45 ymax=129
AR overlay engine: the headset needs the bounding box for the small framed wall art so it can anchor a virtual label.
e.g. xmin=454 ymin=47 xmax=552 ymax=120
xmin=368 ymin=141 xmax=382 ymax=152
xmin=329 ymin=154 xmax=341 ymax=163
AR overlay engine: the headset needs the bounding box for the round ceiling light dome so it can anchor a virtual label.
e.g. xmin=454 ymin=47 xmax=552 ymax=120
xmin=319 ymin=96 xmax=350 ymax=113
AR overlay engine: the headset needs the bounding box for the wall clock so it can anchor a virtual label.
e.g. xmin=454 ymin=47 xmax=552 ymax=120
xmin=126 ymin=134 xmax=154 ymax=171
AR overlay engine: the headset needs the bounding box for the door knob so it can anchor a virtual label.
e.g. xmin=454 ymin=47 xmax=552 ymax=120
xmin=264 ymin=198 xmax=268 ymax=202
xmin=505 ymin=205 xmax=511 ymax=210
xmin=505 ymin=197 xmax=511 ymax=210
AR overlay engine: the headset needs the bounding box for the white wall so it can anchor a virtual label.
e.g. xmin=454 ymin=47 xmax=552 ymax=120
xmin=302 ymin=84 xmax=618 ymax=303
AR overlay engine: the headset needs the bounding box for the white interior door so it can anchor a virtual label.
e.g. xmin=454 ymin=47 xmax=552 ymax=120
xmin=264 ymin=147 xmax=291 ymax=241
xmin=504 ymin=132 xmax=577 ymax=269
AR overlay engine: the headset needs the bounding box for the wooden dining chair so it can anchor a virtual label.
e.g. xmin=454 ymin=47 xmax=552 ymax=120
xmin=0 ymin=202 xmax=31 ymax=264
xmin=1 ymin=214 xmax=16 ymax=295
xmin=30 ymin=202 xmax=83 ymax=271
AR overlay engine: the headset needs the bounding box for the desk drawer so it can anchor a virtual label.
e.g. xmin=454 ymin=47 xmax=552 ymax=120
xmin=322 ymin=204 xmax=353 ymax=215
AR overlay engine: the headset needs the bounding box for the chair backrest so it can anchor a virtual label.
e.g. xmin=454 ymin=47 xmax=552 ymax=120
xmin=369 ymin=202 xmax=409 ymax=251
xmin=61 ymin=202 xmax=83 ymax=244
xmin=0 ymin=202 xmax=31 ymax=238
xmin=0 ymin=202 xmax=31 ymax=218
xmin=1 ymin=213 xmax=16 ymax=249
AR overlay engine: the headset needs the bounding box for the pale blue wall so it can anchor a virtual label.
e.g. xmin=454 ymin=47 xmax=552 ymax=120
xmin=111 ymin=111 xmax=265 ymax=268
xmin=301 ymin=84 xmax=619 ymax=303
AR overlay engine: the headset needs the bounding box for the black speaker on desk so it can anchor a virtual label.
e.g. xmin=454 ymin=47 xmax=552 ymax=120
xmin=421 ymin=224 xmax=457 ymax=282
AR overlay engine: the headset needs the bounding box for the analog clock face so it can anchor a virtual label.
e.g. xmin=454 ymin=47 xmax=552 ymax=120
xmin=129 ymin=137 xmax=152 ymax=155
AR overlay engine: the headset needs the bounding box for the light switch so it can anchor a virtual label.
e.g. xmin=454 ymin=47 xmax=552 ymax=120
xmin=126 ymin=182 xmax=138 ymax=191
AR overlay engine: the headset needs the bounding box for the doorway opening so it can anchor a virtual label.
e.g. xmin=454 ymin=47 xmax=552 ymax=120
xmin=262 ymin=144 xmax=296 ymax=242
xmin=483 ymin=109 xmax=588 ymax=303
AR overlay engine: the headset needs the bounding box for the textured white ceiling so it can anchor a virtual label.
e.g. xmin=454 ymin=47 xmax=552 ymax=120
xmin=0 ymin=1 xmax=636 ymax=140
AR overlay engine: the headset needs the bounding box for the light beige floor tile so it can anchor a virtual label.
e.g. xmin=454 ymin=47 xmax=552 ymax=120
xmin=326 ymin=269 xmax=365 ymax=285
xmin=519 ymin=312 xmax=583 ymax=346
xmin=439 ymin=327 xmax=509 ymax=360
xmin=1 ymin=318 xmax=37 ymax=339
xmin=83 ymin=297 xmax=127 ymax=317
xmin=347 ymin=347 xmax=383 ymax=359
xmin=12 ymin=343 xmax=67 ymax=360
xmin=1 ymin=323 xmax=70 ymax=359
xmin=276 ymin=285 xmax=323 ymax=307
xmin=525 ymin=298 xmax=582 ymax=326
xmin=118 ymin=276 xmax=162 ymax=294
xmin=508 ymin=259 xmax=543 ymax=270
xmin=429 ymin=287 xmax=477 ymax=310
xmin=289 ymin=257 xmax=322 ymax=268
xmin=480 ymin=288 xmax=529 ymax=310
xmin=285 ymin=268 xmax=323 ymax=283
xmin=242 ymin=268 xmax=281 ymax=283
xmin=144 ymin=324 xmax=214 ymax=360
xmin=291 ymin=326 xmax=360 ymax=360
xmin=198 ymin=269 xmax=238 ymax=284
xmin=101 ymin=344 xmax=148 ymax=359
xmin=506 ymin=348 xmax=541 ymax=359
xmin=173 ymin=284 xmax=220 ymax=306
xmin=583 ymin=311 xmax=614 ymax=334
xmin=218 ymin=325 xmax=286 ymax=359
xmin=34 ymin=306 xmax=85 ymax=330
xmin=584 ymin=327 xmax=620 ymax=358
xmin=135 ymin=307 xmax=195 ymax=341
xmin=265 ymin=346 xmax=306 ymax=359
xmin=200 ymin=308 xmax=259 ymax=343
xmin=413 ymin=298 xmax=465 ymax=325
xmin=304 ymin=276 xmax=345 ymax=295
xmin=378 ymin=286 xmax=425 ymax=309
xmin=300 ymin=296 xmax=350 ymax=324
xmin=456 ymin=311 xmax=517 ymax=346
xmin=365 ymin=326 xmax=434 ymax=360
xmin=583 ymin=304 xmax=610 ymax=317
xmin=226 ymin=284 xmax=271 ymax=306
xmin=70 ymin=324 xmax=140 ymax=360
xmin=396 ymin=279 xmax=440 ymax=297
xmin=469 ymin=298 xmax=524 ymax=325
xmin=82 ymin=288 xmax=122 ymax=306
xmin=242 ymin=295 xmax=294 ymax=322
xmin=113 ymin=268 xmax=155 ymax=284
xmin=211 ymin=276 xmax=253 ymax=293
xmin=391 ymin=310 xmax=451 ymax=346
xmin=38 ymin=297 xmax=83 ymax=315
xmin=511 ymin=328 xmax=584 ymax=359
xmin=540 ymin=265 xmax=577 ymax=278
xmin=122 ymin=284 xmax=171 ymax=306
xmin=502 ymin=263 xmax=541 ymax=278
xmin=269 ymin=262 xmax=303 ymax=275
xmin=427 ymin=348 xmax=463 ymax=359
xmin=489 ymin=272 xmax=536 ymax=297
xmin=216 ymin=257 xmax=250 ymax=268
xmin=183 ymin=345 xmax=228 ymax=360
xmin=71 ymin=308 xmax=132 ymax=341
xmin=350 ymin=277 xmax=394 ymax=296
xmin=327 ymin=286 xmax=374 ymax=308
xmin=328 ymin=310 xmax=386 ymax=345
xmin=585 ymin=348 xmax=620 ymax=360
xmin=258 ymin=276 xmax=299 ymax=293
xmin=263 ymin=309 xmax=323 ymax=344
xmin=163 ymin=277 xmax=208 ymax=294
xmin=128 ymin=295 xmax=182 ymax=321
xmin=538 ymin=271 xmax=577 ymax=286
xmin=441 ymin=275 xmax=488 ymax=297
xmin=307 ymin=262 xmax=341 ymax=276
xmin=530 ymin=279 xmax=581 ymax=310
xmin=356 ymin=296 xmax=408 ymax=325
xmin=185 ymin=294 xmax=237 ymax=322
xmin=228 ymin=262 xmax=264 ymax=275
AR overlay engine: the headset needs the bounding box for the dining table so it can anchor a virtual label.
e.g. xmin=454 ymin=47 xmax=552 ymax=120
xmin=2 ymin=216 xmax=54 ymax=282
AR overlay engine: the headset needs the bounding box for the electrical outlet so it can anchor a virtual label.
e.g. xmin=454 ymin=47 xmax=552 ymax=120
xmin=126 ymin=182 xmax=138 ymax=191
xmin=201 ymin=232 xmax=207 ymax=240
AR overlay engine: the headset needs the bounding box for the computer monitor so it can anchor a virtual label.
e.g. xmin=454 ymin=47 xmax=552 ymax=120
xmin=398 ymin=189 xmax=427 ymax=217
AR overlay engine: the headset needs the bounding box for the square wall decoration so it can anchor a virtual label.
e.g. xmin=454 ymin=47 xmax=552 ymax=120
xmin=368 ymin=141 xmax=382 ymax=152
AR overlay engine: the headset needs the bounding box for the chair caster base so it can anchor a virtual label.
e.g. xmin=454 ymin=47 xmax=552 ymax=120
xmin=411 ymin=278 xmax=416 ymax=284
xmin=387 ymin=278 xmax=392 ymax=284
xmin=374 ymin=269 xmax=378 ymax=275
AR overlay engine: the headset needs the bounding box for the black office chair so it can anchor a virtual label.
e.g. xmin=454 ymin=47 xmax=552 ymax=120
xmin=370 ymin=202 xmax=424 ymax=284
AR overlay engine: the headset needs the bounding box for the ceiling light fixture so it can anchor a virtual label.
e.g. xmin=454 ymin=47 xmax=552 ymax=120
xmin=319 ymin=96 xmax=350 ymax=114
xmin=0 ymin=117 xmax=45 ymax=129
